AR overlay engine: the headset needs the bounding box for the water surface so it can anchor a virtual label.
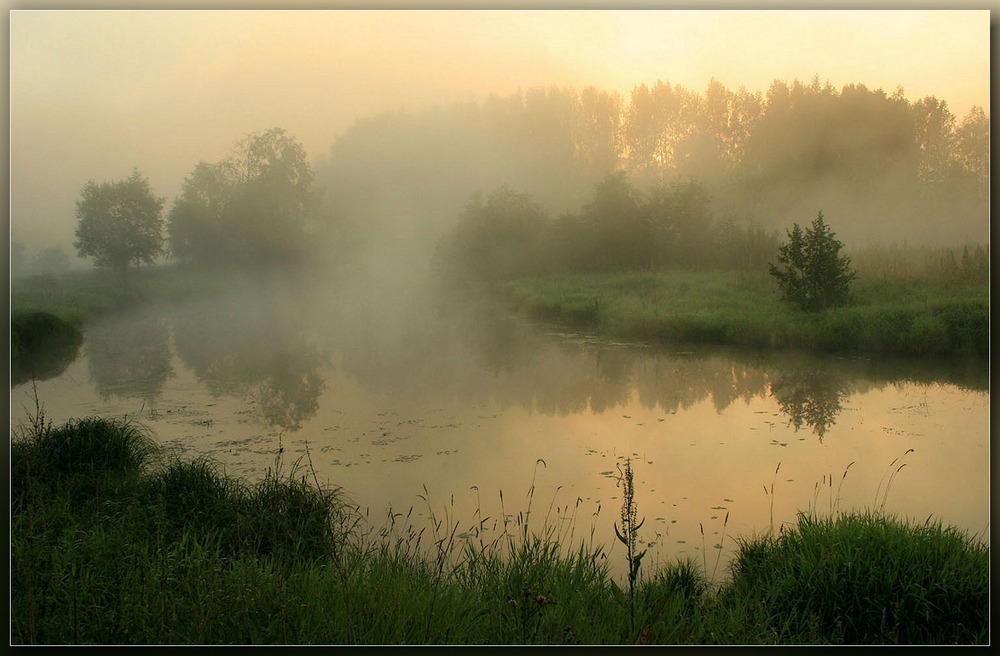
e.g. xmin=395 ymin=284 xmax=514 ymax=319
xmin=11 ymin=289 xmax=989 ymax=577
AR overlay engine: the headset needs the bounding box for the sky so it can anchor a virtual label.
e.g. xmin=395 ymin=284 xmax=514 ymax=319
xmin=8 ymin=7 xmax=993 ymax=256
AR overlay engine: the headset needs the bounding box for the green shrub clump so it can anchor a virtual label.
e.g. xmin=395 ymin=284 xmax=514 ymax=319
xmin=10 ymin=311 xmax=84 ymax=385
xmin=725 ymin=512 xmax=989 ymax=644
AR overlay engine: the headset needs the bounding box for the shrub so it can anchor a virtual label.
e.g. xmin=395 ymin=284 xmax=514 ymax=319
xmin=768 ymin=212 xmax=856 ymax=312
xmin=726 ymin=512 xmax=989 ymax=644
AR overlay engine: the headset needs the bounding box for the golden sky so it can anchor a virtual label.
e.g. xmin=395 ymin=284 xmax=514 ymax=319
xmin=8 ymin=7 xmax=992 ymax=252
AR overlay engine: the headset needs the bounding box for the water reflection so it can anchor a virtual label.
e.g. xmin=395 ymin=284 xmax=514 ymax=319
xmin=86 ymin=311 xmax=173 ymax=403
xmin=769 ymin=368 xmax=850 ymax=439
xmin=11 ymin=330 xmax=82 ymax=387
xmin=11 ymin=288 xmax=989 ymax=578
xmin=171 ymin=299 xmax=328 ymax=430
xmin=29 ymin=288 xmax=989 ymax=445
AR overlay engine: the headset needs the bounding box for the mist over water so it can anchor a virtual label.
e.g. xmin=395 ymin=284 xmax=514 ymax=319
xmin=9 ymin=12 xmax=990 ymax=585
xmin=12 ymin=268 xmax=989 ymax=576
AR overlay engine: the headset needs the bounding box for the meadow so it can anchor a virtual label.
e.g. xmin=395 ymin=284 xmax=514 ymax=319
xmin=10 ymin=411 xmax=989 ymax=645
xmin=506 ymin=245 xmax=988 ymax=358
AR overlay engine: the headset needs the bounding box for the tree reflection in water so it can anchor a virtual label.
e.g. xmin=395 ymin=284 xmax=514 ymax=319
xmin=64 ymin=287 xmax=988 ymax=442
xmin=86 ymin=311 xmax=173 ymax=403
xmin=769 ymin=369 xmax=850 ymax=440
xmin=171 ymin=297 xmax=328 ymax=431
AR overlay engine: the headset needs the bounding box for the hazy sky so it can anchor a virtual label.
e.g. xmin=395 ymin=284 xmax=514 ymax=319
xmin=9 ymin=8 xmax=992 ymax=255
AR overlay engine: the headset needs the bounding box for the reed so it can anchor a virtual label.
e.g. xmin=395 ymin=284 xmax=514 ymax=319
xmin=10 ymin=412 xmax=988 ymax=645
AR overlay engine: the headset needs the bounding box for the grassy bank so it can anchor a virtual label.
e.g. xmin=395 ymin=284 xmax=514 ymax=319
xmin=10 ymin=311 xmax=84 ymax=385
xmin=506 ymin=270 xmax=988 ymax=357
xmin=11 ymin=414 xmax=988 ymax=645
xmin=10 ymin=265 xmax=249 ymax=384
xmin=10 ymin=265 xmax=238 ymax=325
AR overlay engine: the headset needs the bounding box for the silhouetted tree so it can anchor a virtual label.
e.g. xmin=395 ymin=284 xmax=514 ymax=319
xmin=579 ymin=172 xmax=652 ymax=270
xmin=769 ymin=212 xmax=856 ymax=312
xmin=438 ymin=186 xmax=550 ymax=285
xmin=646 ymin=178 xmax=715 ymax=268
xmin=168 ymin=128 xmax=318 ymax=268
xmin=74 ymin=169 xmax=164 ymax=281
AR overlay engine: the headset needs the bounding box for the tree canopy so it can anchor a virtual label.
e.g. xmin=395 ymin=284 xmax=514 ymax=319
xmin=74 ymin=169 xmax=164 ymax=279
xmin=167 ymin=128 xmax=319 ymax=268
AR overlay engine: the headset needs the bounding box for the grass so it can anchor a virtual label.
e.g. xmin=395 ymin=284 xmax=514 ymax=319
xmin=506 ymin=265 xmax=988 ymax=357
xmin=11 ymin=411 xmax=989 ymax=645
xmin=724 ymin=512 xmax=989 ymax=644
xmin=10 ymin=264 xmax=238 ymax=324
xmin=9 ymin=264 xmax=243 ymax=385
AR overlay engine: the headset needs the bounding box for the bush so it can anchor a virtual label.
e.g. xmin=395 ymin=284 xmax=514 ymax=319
xmin=769 ymin=212 xmax=856 ymax=312
xmin=726 ymin=512 xmax=989 ymax=644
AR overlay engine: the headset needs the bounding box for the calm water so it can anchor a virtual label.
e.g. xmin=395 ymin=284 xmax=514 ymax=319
xmin=11 ymin=287 xmax=990 ymax=577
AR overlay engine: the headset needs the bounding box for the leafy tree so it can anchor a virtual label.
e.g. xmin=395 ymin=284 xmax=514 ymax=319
xmin=437 ymin=186 xmax=550 ymax=285
xmin=74 ymin=169 xmax=164 ymax=280
xmin=769 ymin=212 xmax=855 ymax=312
xmin=578 ymin=171 xmax=652 ymax=271
xmin=646 ymin=178 xmax=714 ymax=268
xmin=167 ymin=128 xmax=318 ymax=268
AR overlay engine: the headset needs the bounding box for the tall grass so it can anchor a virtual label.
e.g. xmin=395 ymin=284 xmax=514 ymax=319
xmin=724 ymin=512 xmax=988 ymax=644
xmin=11 ymin=412 xmax=989 ymax=645
xmin=506 ymin=258 xmax=988 ymax=357
xmin=10 ymin=263 xmax=238 ymax=324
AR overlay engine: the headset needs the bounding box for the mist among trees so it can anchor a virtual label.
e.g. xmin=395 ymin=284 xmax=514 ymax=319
xmin=315 ymin=77 xmax=987 ymax=280
xmin=62 ymin=76 xmax=988 ymax=289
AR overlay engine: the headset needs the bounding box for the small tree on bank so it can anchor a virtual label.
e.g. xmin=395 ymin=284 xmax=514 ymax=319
xmin=74 ymin=169 xmax=165 ymax=281
xmin=768 ymin=211 xmax=856 ymax=312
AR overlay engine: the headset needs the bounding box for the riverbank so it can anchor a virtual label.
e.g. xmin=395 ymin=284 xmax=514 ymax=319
xmin=505 ymin=270 xmax=988 ymax=358
xmin=11 ymin=414 xmax=988 ymax=645
xmin=10 ymin=265 xmax=257 ymax=384
xmin=10 ymin=265 xmax=243 ymax=324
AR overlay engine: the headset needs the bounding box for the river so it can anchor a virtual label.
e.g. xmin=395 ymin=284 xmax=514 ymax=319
xmin=10 ymin=283 xmax=990 ymax=579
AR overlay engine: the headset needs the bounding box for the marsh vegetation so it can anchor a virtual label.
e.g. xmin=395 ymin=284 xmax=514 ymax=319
xmin=11 ymin=413 xmax=988 ymax=644
xmin=10 ymin=73 xmax=990 ymax=646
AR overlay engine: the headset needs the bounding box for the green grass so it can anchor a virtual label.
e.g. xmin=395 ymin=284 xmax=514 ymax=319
xmin=724 ymin=512 xmax=989 ymax=644
xmin=10 ymin=264 xmax=237 ymax=324
xmin=11 ymin=414 xmax=989 ymax=645
xmin=506 ymin=269 xmax=988 ymax=357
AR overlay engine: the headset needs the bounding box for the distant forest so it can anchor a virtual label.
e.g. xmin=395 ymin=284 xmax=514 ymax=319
xmin=313 ymin=77 xmax=988 ymax=267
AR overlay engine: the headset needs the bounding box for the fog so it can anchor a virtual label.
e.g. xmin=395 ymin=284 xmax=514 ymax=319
xmin=9 ymin=9 xmax=990 ymax=262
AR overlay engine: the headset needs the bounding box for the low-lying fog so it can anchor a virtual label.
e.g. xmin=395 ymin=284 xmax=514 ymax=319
xmin=12 ymin=268 xmax=990 ymax=575
xmin=10 ymin=10 xmax=990 ymax=574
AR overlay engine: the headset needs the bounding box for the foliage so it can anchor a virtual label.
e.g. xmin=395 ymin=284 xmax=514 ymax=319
xmin=167 ymin=127 xmax=319 ymax=269
xmin=10 ymin=311 xmax=84 ymax=385
xmin=438 ymin=176 xmax=778 ymax=283
xmin=506 ymin=267 xmax=987 ymax=358
xmin=579 ymin=172 xmax=654 ymax=271
xmin=435 ymin=186 xmax=551 ymax=286
xmin=10 ymin=263 xmax=238 ymax=323
xmin=317 ymin=78 xmax=988 ymax=265
xmin=769 ymin=212 xmax=856 ymax=312
xmin=73 ymin=169 xmax=165 ymax=279
xmin=11 ymin=413 xmax=988 ymax=644
xmin=725 ymin=511 xmax=989 ymax=644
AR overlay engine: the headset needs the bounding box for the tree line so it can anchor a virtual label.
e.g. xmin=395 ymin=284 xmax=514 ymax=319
xmin=316 ymin=76 xmax=987 ymax=251
xmin=70 ymin=76 xmax=988 ymax=285
xmin=435 ymin=174 xmax=781 ymax=285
